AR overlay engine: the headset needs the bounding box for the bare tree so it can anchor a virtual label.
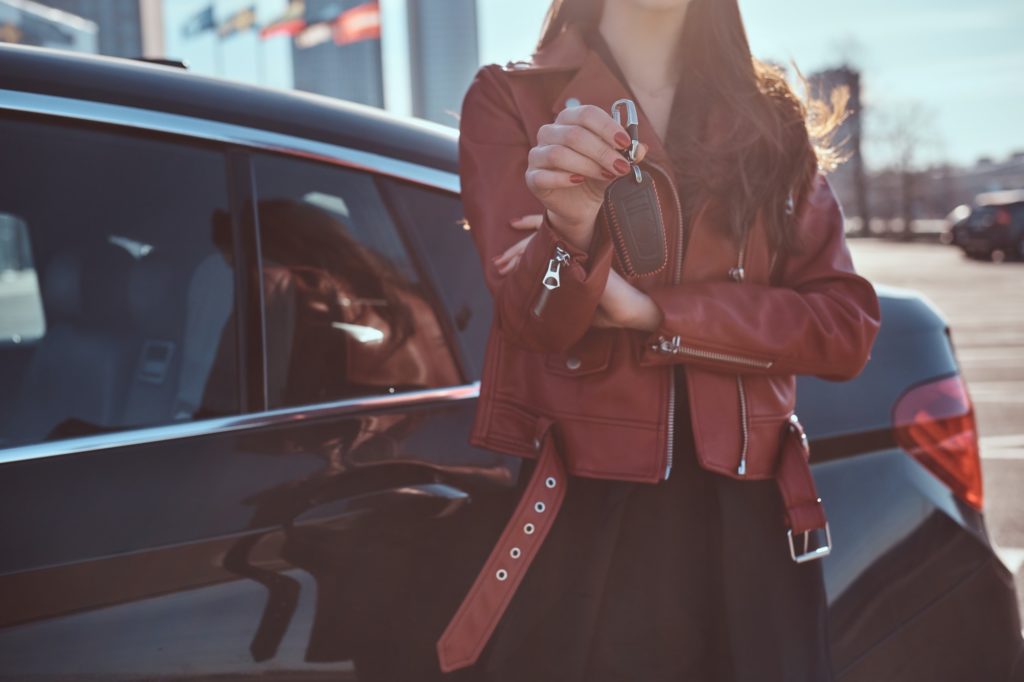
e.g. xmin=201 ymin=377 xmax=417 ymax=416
xmin=870 ymin=102 xmax=940 ymax=239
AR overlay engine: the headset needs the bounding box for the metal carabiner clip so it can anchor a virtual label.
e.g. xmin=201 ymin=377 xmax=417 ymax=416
xmin=611 ymin=98 xmax=643 ymax=183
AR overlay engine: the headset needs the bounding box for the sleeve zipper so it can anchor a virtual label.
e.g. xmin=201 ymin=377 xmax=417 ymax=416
xmin=532 ymin=244 xmax=572 ymax=318
xmin=652 ymin=335 xmax=775 ymax=370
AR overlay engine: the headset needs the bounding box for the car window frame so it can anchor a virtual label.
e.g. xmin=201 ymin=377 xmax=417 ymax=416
xmin=244 ymin=149 xmax=473 ymax=409
xmin=0 ymin=108 xmax=248 ymax=435
xmin=0 ymin=88 xmax=480 ymax=466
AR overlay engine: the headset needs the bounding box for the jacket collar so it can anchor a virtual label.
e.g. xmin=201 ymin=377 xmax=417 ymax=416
xmin=505 ymin=25 xmax=671 ymax=167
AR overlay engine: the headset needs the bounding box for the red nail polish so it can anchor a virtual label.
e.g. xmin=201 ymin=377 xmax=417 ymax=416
xmin=570 ymin=174 xmax=586 ymax=184
xmin=614 ymin=132 xmax=631 ymax=149
xmin=613 ymin=159 xmax=630 ymax=175
xmin=602 ymin=170 xmax=616 ymax=180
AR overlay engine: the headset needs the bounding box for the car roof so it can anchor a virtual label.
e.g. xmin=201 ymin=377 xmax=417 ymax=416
xmin=0 ymin=42 xmax=458 ymax=174
xmin=975 ymin=189 xmax=1024 ymax=208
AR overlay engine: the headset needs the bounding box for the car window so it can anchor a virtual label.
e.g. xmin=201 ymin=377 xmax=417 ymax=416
xmin=378 ymin=178 xmax=491 ymax=379
xmin=252 ymin=154 xmax=461 ymax=408
xmin=0 ymin=115 xmax=239 ymax=448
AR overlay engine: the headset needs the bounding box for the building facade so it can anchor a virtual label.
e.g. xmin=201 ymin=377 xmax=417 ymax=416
xmin=40 ymin=0 xmax=141 ymax=57
xmin=406 ymin=0 xmax=478 ymax=126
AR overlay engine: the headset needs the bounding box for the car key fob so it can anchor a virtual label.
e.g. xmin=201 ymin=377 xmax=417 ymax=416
xmin=601 ymin=99 xmax=668 ymax=279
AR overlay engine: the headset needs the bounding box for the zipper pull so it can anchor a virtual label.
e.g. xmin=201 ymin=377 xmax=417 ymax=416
xmin=653 ymin=335 xmax=681 ymax=354
xmin=542 ymin=245 xmax=571 ymax=290
xmin=534 ymin=245 xmax=572 ymax=318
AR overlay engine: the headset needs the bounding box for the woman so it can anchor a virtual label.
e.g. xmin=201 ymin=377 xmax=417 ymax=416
xmin=437 ymin=1 xmax=881 ymax=680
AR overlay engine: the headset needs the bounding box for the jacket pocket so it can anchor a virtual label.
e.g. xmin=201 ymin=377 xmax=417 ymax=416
xmin=740 ymin=373 xmax=796 ymax=422
xmin=544 ymin=328 xmax=615 ymax=377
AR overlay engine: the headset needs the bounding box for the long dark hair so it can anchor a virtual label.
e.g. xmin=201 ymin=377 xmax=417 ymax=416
xmin=539 ymin=0 xmax=849 ymax=255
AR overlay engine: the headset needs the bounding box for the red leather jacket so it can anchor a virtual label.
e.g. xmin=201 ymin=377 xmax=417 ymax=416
xmin=436 ymin=25 xmax=881 ymax=672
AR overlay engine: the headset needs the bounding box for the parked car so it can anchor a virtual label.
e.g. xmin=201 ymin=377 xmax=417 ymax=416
xmin=0 ymin=43 xmax=1021 ymax=682
xmin=949 ymin=190 xmax=1024 ymax=261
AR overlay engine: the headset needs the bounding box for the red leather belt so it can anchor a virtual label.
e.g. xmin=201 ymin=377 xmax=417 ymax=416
xmin=436 ymin=413 xmax=829 ymax=672
xmin=776 ymin=414 xmax=832 ymax=563
xmin=436 ymin=417 xmax=567 ymax=673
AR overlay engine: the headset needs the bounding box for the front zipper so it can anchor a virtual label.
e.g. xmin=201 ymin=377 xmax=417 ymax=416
xmin=531 ymin=244 xmax=572 ymax=318
xmin=734 ymin=230 xmax=752 ymax=475
xmin=645 ymin=160 xmax=684 ymax=480
xmin=736 ymin=375 xmax=749 ymax=475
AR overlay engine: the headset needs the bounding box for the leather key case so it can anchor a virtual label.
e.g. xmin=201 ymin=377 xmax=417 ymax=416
xmin=601 ymin=169 xmax=668 ymax=279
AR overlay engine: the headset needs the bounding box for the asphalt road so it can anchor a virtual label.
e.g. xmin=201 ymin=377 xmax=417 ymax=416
xmin=848 ymin=238 xmax=1024 ymax=619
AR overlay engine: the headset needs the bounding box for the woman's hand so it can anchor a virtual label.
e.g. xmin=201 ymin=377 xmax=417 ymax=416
xmin=526 ymin=105 xmax=639 ymax=251
xmin=597 ymin=269 xmax=662 ymax=332
xmin=492 ymin=214 xmax=543 ymax=276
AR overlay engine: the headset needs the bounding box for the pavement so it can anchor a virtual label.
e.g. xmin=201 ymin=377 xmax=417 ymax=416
xmin=848 ymin=238 xmax=1024 ymax=619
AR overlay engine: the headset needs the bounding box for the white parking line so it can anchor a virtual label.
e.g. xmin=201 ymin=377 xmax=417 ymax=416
xmin=995 ymin=547 xmax=1024 ymax=576
xmin=981 ymin=435 xmax=1024 ymax=460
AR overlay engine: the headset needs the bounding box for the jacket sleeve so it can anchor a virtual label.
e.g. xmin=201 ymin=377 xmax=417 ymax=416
xmin=638 ymin=172 xmax=881 ymax=381
xmin=459 ymin=64 xmax=615 ymax=354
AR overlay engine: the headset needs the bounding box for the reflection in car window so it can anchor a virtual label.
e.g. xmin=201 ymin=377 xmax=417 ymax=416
xmin=0 ymin=116 xmax=239 ymax=448
xmin=252 ymin=154 xmax=460 ymax=408
xmin=0 ymin=213 xmax=46 ymax=344
xmin=378 ymin=179 xmax=492 ymax=380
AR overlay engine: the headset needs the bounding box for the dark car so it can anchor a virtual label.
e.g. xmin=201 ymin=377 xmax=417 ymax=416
xmin=951 ymin=190 xmax=1024 ymax=262
xmin=0 ymin=43 xmax=1021 ymax=682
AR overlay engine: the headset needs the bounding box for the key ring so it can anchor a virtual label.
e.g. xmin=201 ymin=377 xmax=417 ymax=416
xmin=611 ymin=98 xmax=643 ymax=183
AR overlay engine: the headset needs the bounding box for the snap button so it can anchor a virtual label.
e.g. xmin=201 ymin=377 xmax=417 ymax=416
xmin=534 ymin=501 xmax=546 ymax=513
xmin=524 ymin=522 xmax=535 ymax=535
xmin=496 ymin=568 xmax=508 ymax=581
xmin=533 ymin=437 xmax=542 ymax=450
xmin=545 ymin=476 xmax=557 ymax=488
xmin=565 ymin=97 xmax=581 ymax=108
xmin=566 ymin=356 xmax=582 ymax=370
xmin=510 ymin=547 xmax=521 ymax=559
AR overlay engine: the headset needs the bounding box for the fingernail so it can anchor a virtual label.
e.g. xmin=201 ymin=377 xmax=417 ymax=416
xmin=614 ymin=132 xmax=631 ymax=149
xmin=570 ymin=174 xmax=586 ymax=184
xmin=602 ymin=170 xmax=616 ymax=180
xmin=613 ymin=159 xmax=630 ymax=175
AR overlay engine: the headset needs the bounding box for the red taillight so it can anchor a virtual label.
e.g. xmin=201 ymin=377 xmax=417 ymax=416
xmin=892 ymin=374 xmax=983 ymax=510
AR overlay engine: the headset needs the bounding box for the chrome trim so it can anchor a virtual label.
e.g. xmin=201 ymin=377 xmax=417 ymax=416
xmin=0 ymin=382 xmax=481 ymax=466
xmin=0 ymin=89 xmax=460 ymax=193
xmin=788 ymin=522 xmax=832 ymax=563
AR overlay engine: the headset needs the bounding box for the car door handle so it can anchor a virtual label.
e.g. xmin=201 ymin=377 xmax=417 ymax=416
xmin=293 ymin=482 xmax=470 ymax=528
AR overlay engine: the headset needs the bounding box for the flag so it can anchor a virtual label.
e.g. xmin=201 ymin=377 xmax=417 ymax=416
xmin=333 ymin=1 xmax=380 ymax=45
xmin=181 ymin=5 xmax=215 ymax=38
xmin=260 ymin=0 xmax=306 ymax=39
xmin=217 ymin=5 xmax=257 ymax=39
xmin=295 ymin=21 xmax=331 ymax=49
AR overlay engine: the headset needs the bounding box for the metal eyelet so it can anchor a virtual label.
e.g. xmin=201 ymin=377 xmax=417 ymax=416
xmin=496 ymin=568 xmax=508 ymax=581
xmin=524 ymin=522 xmax=535 ymax=535
xmin=534 ymin=501 xmax=546 ymax=513
xmin=545 ymin=476 xmax=556 ymax=488
xmin=510 ymin=547 xmax=521 ymax=559
xmin=566 ymin=356 xmax=581 ymax=370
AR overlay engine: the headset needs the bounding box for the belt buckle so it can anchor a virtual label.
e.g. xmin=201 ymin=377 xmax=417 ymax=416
xmin=787 ymin=522 xmax=832 ymax=563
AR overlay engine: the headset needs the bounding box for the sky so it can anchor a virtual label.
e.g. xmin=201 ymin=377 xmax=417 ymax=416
xmin=163 ymin=0 xmax=1024 ymax=169
xmin=480 ymin=0 xmax=1024 ymax=168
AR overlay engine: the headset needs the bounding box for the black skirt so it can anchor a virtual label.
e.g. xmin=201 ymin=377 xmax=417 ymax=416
xmin=475 ymin=366 xmax=834 ymax=682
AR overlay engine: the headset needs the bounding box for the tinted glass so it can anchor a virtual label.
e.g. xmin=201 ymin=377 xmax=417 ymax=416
xmin=379 ymin=178 xmax=492 ymax=379
xmin=252 ymin=154 xmax=460 ymax=407
xmin=0 ymin=115 xmax=239 ymax=448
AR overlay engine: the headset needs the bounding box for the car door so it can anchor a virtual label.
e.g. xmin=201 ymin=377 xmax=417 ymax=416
xmin=0 ymin=108 xmax=516 ymax=681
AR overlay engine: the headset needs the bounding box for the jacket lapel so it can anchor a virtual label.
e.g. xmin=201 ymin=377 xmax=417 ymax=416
xmin=548 ymin=49 xmax=671 ymax=168
xmin=506 ymin=25 xmax=672 ymax=168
